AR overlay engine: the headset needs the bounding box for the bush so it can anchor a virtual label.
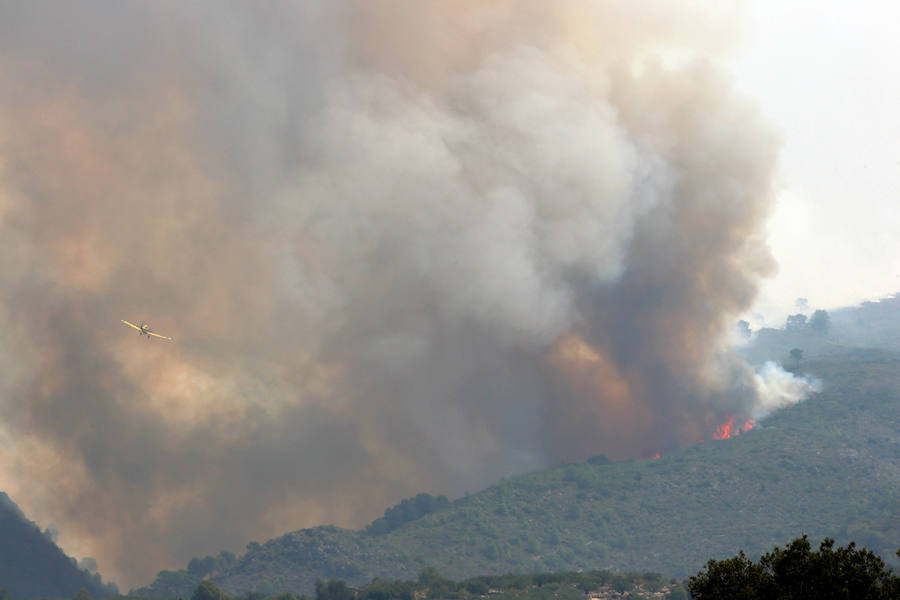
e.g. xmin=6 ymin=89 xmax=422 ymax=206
xmin=192 ymin=581 xmax=229 ymax=600
xmin=688 ymin=536 xmax=900 ymax=599
xmin=315 ymin=579 xmax=354 ymax=600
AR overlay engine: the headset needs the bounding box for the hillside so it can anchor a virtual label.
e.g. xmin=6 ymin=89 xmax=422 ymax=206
xmin=0 ymin=492 xmax=117 ymax=599
xmin=137 ymin=348 xmax=900 ymax=597
xmin=740 ymin=294 xmax=900 ymax=365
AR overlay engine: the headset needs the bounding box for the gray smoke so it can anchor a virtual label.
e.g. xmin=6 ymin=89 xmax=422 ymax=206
xmin=0 ymin=0 xmax=809 ymax=587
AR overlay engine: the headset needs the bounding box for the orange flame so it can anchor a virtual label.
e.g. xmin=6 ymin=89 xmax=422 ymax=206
xmin=652 ymin=452 xmax=660 ymax=459
xmin=711 ymin=415 xmax=755 ymax=440
xmin=712 ymin=415 xmax=735 ymax=440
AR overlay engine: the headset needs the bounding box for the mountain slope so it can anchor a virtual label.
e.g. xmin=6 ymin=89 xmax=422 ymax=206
xmin=0 ymin=492 xmax=117 ymax=599
xmin=137 ymin=350 xmax=900 ymax=597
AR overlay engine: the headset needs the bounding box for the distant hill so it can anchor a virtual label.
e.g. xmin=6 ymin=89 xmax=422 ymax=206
xmin=740 ymin=294 xmax=900 ymax=365
xmin=0 ymin=492 xmax=117 ymax=599
xmin=136 ymin=347 xmax=900 ymax=597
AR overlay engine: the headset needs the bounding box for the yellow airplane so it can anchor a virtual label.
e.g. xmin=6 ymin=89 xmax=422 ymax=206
xmin=121 ymin=320 xmax=173 ymax=341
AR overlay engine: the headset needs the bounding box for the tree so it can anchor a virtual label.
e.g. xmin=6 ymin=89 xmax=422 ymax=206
xmin=809 ymin=309 xmax=831 ymax=335
xmin=417 ymin=567 xmax=446 ymax=587
xmin=688 ymin=536 xmax=900 ymax=599
xmin=688 ymin=551 xmax=770 ymax=600
xmin=786 ymin=313 xmax=808 ymax=331
xmin=365 ymin=493 xmax=451 ymax=535
xmin=74 ymin=588 xmax=92 ymax=600
xmin=315 ymin=579 xmax=353 ymax=600
xmin=786 ymin=348 xmax=804 ymax=370
xmin=188 ymin=551 xmax=236 ymax=578
xmin=192 ymin=580 xmax=229 ymax=600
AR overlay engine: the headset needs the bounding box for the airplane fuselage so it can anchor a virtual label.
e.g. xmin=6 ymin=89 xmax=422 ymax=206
xmin=121 ymin=319 xmax=172 ymax=341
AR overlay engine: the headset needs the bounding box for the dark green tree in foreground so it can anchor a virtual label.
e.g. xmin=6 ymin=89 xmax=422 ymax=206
xmin=688 ymin=536 xmax=900 ymax=599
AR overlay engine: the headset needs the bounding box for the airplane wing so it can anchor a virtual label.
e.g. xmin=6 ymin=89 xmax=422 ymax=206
xmin=147 ymin=331 xmax=173 ymax=341
xmin=121 ymin=320 xmax=142 ymax=331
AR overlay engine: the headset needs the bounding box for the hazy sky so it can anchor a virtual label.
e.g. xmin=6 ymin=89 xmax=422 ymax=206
xmin=733 ymin=0 xmax=900 ymax=324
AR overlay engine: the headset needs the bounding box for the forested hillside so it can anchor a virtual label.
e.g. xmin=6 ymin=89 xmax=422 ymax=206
xmin=741 ymin=295 xmax=900 ymax=365
xmin=0 ymin=493 xmax=117 ymax=599
xmin=137 ymin=348 xmax=900 ymax=597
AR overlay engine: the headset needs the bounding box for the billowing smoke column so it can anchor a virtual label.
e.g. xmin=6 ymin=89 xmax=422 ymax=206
xmin=0 ymin=0 xmax=815 ymax=587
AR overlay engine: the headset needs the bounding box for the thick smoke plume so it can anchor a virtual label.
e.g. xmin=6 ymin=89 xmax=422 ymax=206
xmin=0 ymin=0 xmax=807 ymax=587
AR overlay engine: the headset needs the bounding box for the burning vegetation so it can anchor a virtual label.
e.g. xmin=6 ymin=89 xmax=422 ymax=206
xmin=712 ymin=416 xmax=756 ymax=440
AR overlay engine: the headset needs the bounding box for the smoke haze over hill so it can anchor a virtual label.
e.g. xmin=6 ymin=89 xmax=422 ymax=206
xmin=0 ymin=1 xmax=816 ymax=587
xmin=0 ymin=492 xmax=116 ymax=598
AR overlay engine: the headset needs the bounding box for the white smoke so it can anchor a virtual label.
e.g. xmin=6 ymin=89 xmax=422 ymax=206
xmin=752 ymin=361 xmax=823 ymax=417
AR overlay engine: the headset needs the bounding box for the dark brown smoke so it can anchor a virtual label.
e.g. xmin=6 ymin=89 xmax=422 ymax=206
xmin=0 ymin=0 xmax=809 ymax=588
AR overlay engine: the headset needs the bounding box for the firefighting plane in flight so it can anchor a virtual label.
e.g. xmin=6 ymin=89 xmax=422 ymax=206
xmin=121 ymin=320 xmax=173 ymax=341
